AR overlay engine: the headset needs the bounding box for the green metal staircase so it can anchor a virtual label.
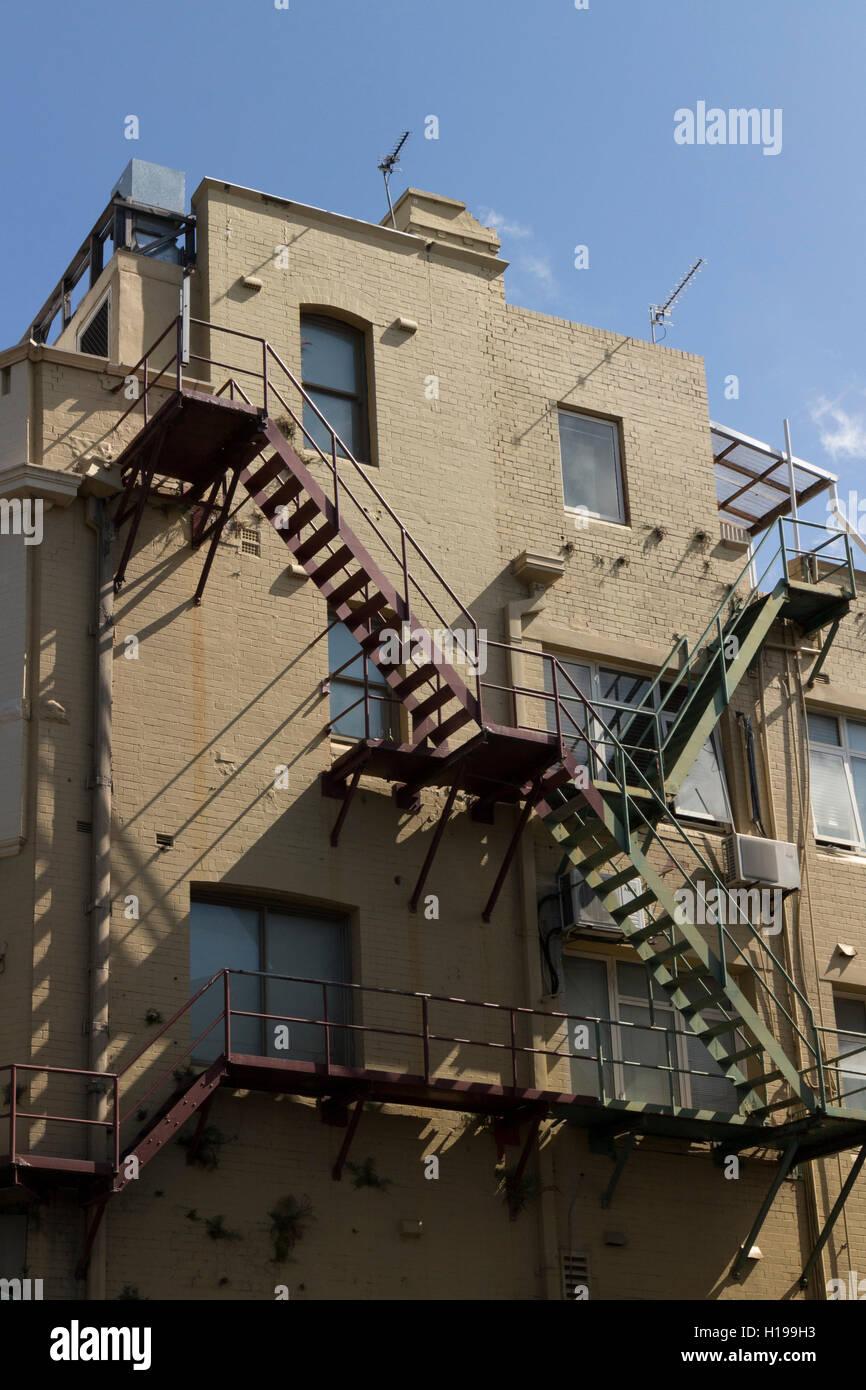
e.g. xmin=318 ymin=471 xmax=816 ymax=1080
xmin=534 ymin=520 xmax=856 ymax=1123
xmin=613 ymin=519 xmax=854 ymax=804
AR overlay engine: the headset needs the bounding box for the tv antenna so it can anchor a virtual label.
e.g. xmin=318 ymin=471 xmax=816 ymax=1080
xmin=649 ymin=257 xmax=706 ymax=343
xmin=379 ymin=130 xmax=410 ymax=228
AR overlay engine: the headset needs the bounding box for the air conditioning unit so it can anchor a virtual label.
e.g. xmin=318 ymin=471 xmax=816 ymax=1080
xmin=560 ymin=868 xmax=647 ymax=937
xmin=722 ymin=834 xmax=800 ymax=892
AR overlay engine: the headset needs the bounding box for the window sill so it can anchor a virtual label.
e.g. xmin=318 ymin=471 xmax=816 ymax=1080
xmin=815 ymin=842 xmax=866 ymax=863
xmin=565 ymin=507 xmax=631 ymax=531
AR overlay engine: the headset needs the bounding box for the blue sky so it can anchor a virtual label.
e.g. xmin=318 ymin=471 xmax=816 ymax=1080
xmin=2 ymin=0 xmax=864 ymax=517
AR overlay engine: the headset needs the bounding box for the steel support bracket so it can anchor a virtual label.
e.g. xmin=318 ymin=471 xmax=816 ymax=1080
xmin=331 ymin=1099 xmax=364 ymax=1181
xmin=409 ymin=774 xmax=461 ymax=912
xmin=506 ymin=1108 xmax=545 ymax=1221
xmin=805 ymin=617 xmax=842 ymax=689
xmin=731 ymin=1137 xmax=800 ymax=1280
xmin=799 ymin=1142 xmax=866 ymax=1290
xmin=598 ymin=1131 xmax=637 ymax=1210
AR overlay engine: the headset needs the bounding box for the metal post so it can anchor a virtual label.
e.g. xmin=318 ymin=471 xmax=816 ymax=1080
xmin=421 ymin=996 xmax=430 ymax=1083
xmin=180 ymin=274 xmax=191 ymax=367
xmin=9 ymin=1065 xmax=16 ymax=1162
xmin=262 ymin=341 xmax=269 ymax=417
xmin=224 ymin=972 xmax=232 ymax=1058
xmin=322 ymin=982 xmax=330 ymax=1072
xmin=783 ymin=418 xmax=801 ymax=561
xmin=113 ymin=1075 xmax=120 ymax=1171
xmin=399 ymin=528 xmax=409 ymax=620
xmin=510 ymin=1010 xmax=518 ymax=1091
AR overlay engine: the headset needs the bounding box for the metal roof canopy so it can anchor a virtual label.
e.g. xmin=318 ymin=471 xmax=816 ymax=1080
xmin=711 ymin=421 xmax=838 ymax=535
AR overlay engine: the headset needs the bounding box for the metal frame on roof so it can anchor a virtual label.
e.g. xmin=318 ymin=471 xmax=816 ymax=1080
xmin=711 ymin=421 xmax=838 ymax=535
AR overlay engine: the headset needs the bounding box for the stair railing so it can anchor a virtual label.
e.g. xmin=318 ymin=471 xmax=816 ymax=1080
xmin=616 ymin=516 xmax=855 ymax=765
xmin=109 ymin=314 xmax=484 ymax=719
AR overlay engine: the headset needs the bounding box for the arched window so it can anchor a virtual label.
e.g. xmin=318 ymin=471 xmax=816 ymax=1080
xmin=300 ymin=314 xmax=370 ymax=462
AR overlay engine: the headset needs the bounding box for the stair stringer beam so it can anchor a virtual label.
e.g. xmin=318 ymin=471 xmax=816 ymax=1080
xmin=243 ymin=422 xmax=482 ymax=746
xmin=113 ymin=1058 xmax=228 ymax=1190
xmin=661 ymin=586 xmax=787 ymax=797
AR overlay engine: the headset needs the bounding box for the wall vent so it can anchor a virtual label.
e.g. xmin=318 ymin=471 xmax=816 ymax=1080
xmin=76 ymin=820 xmax=92 ymax=834
xmin=155 ymin=832 xmax=175 ymax=849
xmin=240 ymin=527 xmax=261 ymax=556
xmin=78 ymin=295 xmax=110 ymax=358
xmin=561 ymin=1251 xmax=590 ymax=1300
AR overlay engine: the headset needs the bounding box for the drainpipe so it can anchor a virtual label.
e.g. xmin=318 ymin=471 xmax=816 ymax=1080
xmin=84 ymin=497 xmax=114 ymax=1301
xmin=506 ymin=582 xmax=562 ymax=1299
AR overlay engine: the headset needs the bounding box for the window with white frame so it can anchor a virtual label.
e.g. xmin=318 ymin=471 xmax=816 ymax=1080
xmin=833 ymin=995 xmax=866 ymax=1111
xmin=807 ymin=711 xmax=866 ymax=848
xmin=558 ymin=409 xmax=626 ymax=524
xmin=561 ymin=953 xmax=738 ymax=1113
xmin=546 ymin=659 xmax=732 ymax=824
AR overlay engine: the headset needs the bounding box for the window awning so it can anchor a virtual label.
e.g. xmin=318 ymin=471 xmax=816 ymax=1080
xmin=711 ymin=422 xmax=838 ymax=535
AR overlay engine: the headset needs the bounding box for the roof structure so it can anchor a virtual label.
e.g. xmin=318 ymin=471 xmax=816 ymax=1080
xmin=711 ymin=421 xmax=838 ymax=534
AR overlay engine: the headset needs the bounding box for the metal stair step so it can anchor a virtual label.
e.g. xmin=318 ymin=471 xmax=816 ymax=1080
xmin=327 ymin=570 xmax=370 ymax=607
xmin=610 ymin=890 xmax=657 ymax=922
xmin=574 ymin=843 xmax=621 ymax=874
xmin=735 ymin=1069 xmax=783 ymax=1091
xmin=726 ymin=1042 xmax=765 ymax=1066
xmin=649 ymin=938 xmax=692 ymax=966
xmin=686 ymin=1014 xmax=744 ymax=1040
xmin=311 ymin=546 xmax=355 ymax=584
xmin=284 ymin=498 xmax=320 ymax=538
xmin=597 ymin=866 xmax=643 ymax=897
xmin=629 ymin=915 xmax=674 ymax=947
xmin=260 ymin=477 xmax=303 ymax=517
xmin=294 ymin=522 xmax=338 ymax=563
xmin=245 ymin=454 xmax=287 ymax=495
xmin=428 ymin=708 xmax=474 ymax=746
xmin=393 ymin=664 xmax=439 ymax=699
xmin=412 ymin=685 xmax=456 ymax=725
xmin=347 ymin=592 xmax=390 ymax=628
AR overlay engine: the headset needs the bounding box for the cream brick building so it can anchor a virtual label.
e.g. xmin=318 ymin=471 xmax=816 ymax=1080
xmin=1 ymin=160 xmax=866 ymax=1301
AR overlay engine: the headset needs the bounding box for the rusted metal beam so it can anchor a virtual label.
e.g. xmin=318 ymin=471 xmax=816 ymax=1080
xmin=481 ymin=779 xmax=541 ymax=922
xmin=409 ymin=775 xmax=460 ymax=912
xmin=331 ymin=1099 xmax=364 ymax=1181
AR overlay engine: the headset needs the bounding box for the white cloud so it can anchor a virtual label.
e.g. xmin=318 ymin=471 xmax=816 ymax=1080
xmin=810 ymin=395 xmax=866 ymax=460
xmin=478 ymin=208 xmax=533 ymax=239
xmin=520 ymin=254 xmax=556 ymax=290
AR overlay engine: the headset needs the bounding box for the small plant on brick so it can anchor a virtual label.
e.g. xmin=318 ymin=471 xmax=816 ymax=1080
xmin=345 ymin=1157 xmax=393 ymax=1192
xmin=185 ymin=1209 xmax=200 ymax=1222
xmin=205 ymin=1214 xmax=242 ymax=1242
xmin=498 ymin=1166 xmax=540 ymax=1217
xmin=178 ymin=1124 xmax=228 ymax=1171
xmin=145 ymin=1008 xmax=163 ymax=1025
xmin=172 ymin=1064 xmax=198 ymax=1086
xmin=269 ymin=1194 xmax=315 ymax=1262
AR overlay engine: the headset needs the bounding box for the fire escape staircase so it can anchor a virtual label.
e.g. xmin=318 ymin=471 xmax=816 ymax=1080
xmin=101 ymin=314 xmax=858 ymax=1138
xmin=5 ymin=314 xmax=860 ymax=1272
